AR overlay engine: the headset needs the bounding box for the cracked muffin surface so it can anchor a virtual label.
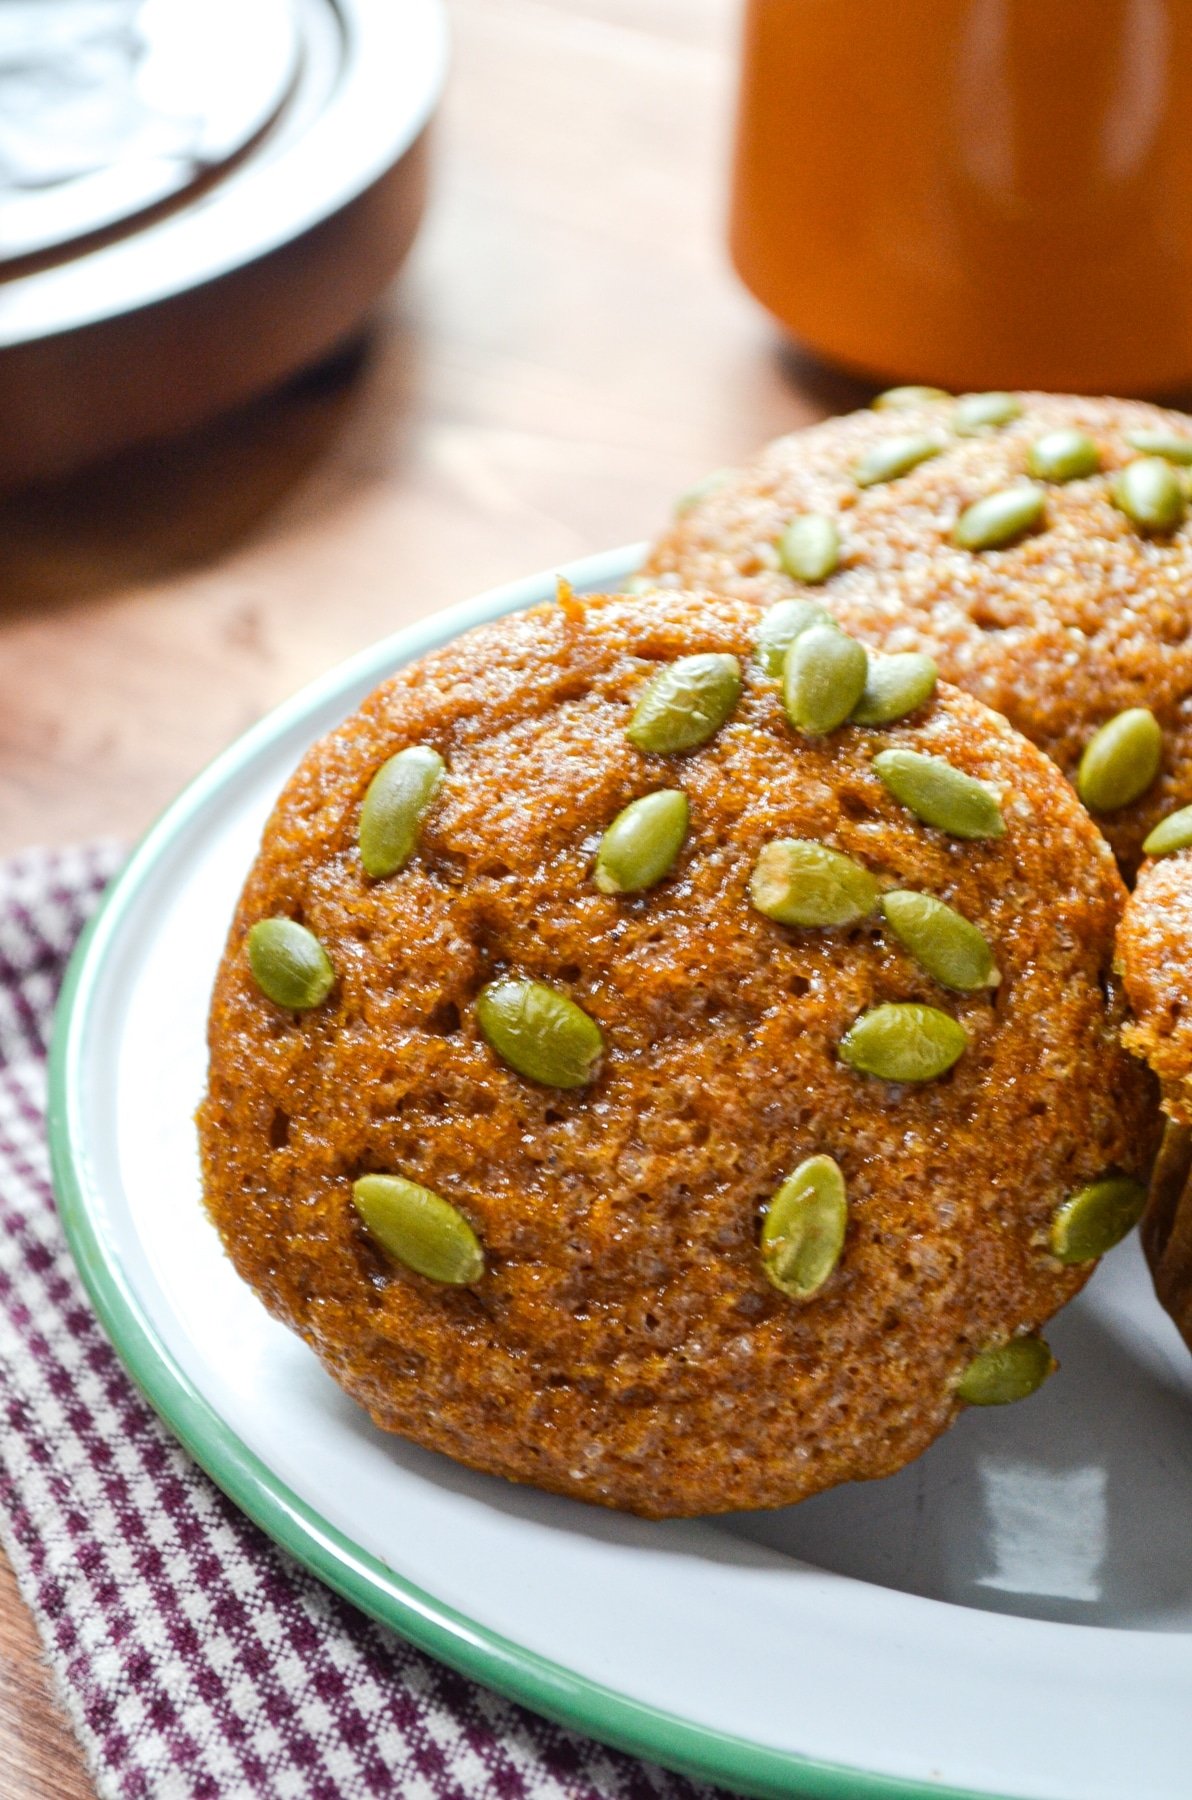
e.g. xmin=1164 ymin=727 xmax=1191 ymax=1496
xmin=645 ymin=393 xmax=1192 ymax=872
xmin=200 ymin=586 xmax=1156 ymax=1516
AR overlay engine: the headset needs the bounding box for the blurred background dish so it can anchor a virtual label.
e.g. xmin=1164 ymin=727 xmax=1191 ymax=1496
xmin=0 ymin=0 xmax=301 ymax=263
xmin=0 ymin=0 xmax=446 ymax=483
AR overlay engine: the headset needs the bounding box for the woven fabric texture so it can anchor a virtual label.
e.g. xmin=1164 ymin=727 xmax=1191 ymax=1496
xmin=0 ymin=844 xmax=726 ymax=1800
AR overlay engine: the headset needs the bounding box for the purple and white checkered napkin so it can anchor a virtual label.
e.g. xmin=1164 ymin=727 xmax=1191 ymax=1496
xmin=0 ymin=845 xmax=728 ymax=1800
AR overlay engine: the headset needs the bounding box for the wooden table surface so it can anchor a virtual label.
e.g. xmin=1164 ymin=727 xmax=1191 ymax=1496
xmin=0 ymin=2 xmax=870 ymax=1791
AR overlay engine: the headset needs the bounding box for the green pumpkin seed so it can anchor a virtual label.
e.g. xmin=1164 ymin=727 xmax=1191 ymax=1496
xmin=358 ymin=745 xmax=446 ymax=878
xmin=955 ymin=1337 xmax=1055 ymax=1405
xmin=754 ymin=599 xmax=833 ymax=676
xmin=953 ymin=391 xmax=1022 ymax=435
xmin=839 ymin=1002 xmax=968 ymax=1082
xmin=476 ymin=978 xmax=604 ymax=1088
xmin=760 ymin=1155 xmax=848 ymax=1299
xmin=594 ymin=789 xmax=689 ymax=894
xmin=674 ymin=467 xmax=736 ymax=515
xmin=627 ymin=654 xmax=742 ymax=754
xmin=854 ymin=434 xmax=942 ymax=488
xmin=1049 ymin=1174 xmax=1147 ymax=1264
xmin=246 ymin=919 xmax=335 ymax=1010
xmin=873 ymin=385 xmax=950 ymax=410
xmin=1076 ymin=708 xmax=1162 ymax=813
xmin=749 ymin=839 xmax=879 ymax=928
xmin=1027 ymin=429 xmax=1100 ymax=483
xmin=1143 ymin=803 xmax=1192 ymax=858
xmin=880 ymin=891 xmax=999 ymax=992
xmin=1112 ymin=457 xmax=1186 ymax=533
xmin=850 ymin=652 xmax=938 ymax=725
xmin=783 ymin=624 xmax=868 ymax=735
xmin=952 ymin=483 xmax=1045 ymax=551
xmin=873 ymin=748 xmax=1005 ymax=840
xmin=1124 ymin=429 xmax=1192 ymax=465
xmin=778 ymin=513 xmax=840 ymax=585
xmin=353 ymin=1174 xmax=484 ymax=1284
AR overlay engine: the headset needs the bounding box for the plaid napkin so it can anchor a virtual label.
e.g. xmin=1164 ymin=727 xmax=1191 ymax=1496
xmin=0 ymin=844 xmax=727 ymax=1800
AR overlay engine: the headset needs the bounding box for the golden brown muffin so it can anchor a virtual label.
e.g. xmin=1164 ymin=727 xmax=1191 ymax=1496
xmin=199 ymin=587 xmax=1156 ymax=1517
xmin=1118 ymin=850 xmax=1192 ymax=1350
xmin=1120 ymin=852 xmax=1192 ymax=1127
xmin=644 ymin=393 xmax=1192 ymax=872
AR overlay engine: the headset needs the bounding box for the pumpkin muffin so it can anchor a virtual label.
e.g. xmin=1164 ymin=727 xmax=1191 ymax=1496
xmin=1120 ymin=835 xmax=1192 ymax=1127
xmin=199 ymin=586 xmax=1156 ymax=1517
xmin=644 ymin=391 xmax=1192 ymax=872
xmin=1118 ymin=819 xmax=1192 ymax=1350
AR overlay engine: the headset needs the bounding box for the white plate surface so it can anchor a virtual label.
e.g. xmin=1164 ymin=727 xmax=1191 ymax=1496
xmin=53 ymin=547 xmax=1192 ymax=1800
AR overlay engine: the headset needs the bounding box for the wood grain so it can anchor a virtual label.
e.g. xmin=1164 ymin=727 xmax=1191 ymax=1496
xmin=0 ymin=1552 xmax=91 ymax=1799
xmin=0 ymin=2 xmax=867 ymax=1791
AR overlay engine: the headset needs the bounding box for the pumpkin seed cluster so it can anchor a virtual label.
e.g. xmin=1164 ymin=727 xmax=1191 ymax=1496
xmin=238 ymin=594 xmax=1139 ymax=1402
xmin=825 ymin=389 xmax=1190 ymax=560
xmin=731 ymin=390 xmax=1191 ymax=828
xmin=659 ymin=395 xmax=1192 ymax=883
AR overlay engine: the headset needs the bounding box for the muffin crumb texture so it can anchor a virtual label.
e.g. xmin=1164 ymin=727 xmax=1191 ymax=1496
xmin=200 ymin=588 xmax=1156 ymax=1516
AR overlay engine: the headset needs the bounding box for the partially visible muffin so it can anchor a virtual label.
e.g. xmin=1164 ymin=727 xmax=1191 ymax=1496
xmin=199 ymin=586 xmax=1157 ymax=1517
xmin=1120 ymin=842 xmax=1192 ymax=1126
xmin=1136 ymin=1114 xmax=1192 ymax=1358
xmin=1118 ymin=826 xmax=1192 ymax=1351
xmin=645 ymin=392 xmax=1192 ymax=871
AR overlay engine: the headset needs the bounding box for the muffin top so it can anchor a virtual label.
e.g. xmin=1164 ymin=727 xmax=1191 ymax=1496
xmin=199 ymin=586 xmax=1155 ymax=1517
xmin=644 ymin=392 xmax=1192 ymax=871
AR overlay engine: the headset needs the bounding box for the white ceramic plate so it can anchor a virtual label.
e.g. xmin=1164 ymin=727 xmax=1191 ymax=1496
xmin=51 ymin=547 xmax=1192 ymax=1800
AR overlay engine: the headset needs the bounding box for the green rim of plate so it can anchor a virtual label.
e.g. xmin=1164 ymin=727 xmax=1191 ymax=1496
xmin=48 ymin=546 xmax=1030 ymax=1800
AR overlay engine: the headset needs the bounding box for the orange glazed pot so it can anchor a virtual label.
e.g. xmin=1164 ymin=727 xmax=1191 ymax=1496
xmin=730 ymin=0 xmax=1192 ymax=395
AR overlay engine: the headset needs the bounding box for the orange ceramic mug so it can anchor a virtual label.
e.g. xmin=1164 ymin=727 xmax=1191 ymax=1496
xmin=730 ymin=0 xmax=1192 ymax=394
